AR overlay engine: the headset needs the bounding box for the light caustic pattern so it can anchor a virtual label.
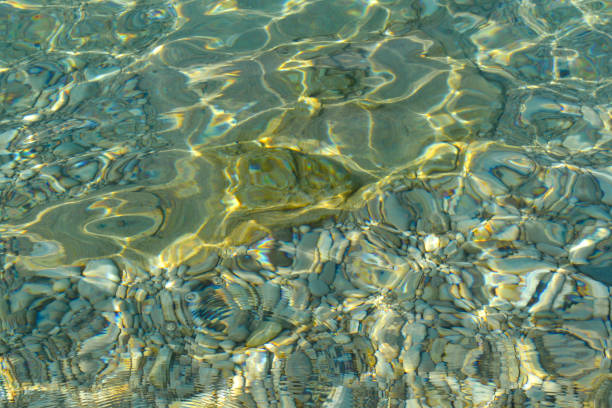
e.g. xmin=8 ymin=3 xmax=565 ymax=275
xmin=0 ymin=0 xmax=612 ymax=407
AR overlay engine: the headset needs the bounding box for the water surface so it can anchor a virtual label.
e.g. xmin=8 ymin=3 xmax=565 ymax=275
xmin=1 ymin=0 xmax=612 ymax=406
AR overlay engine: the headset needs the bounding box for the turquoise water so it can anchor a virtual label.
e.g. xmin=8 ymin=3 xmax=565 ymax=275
xmin=1 ymin=0 xmax=612 ymax=406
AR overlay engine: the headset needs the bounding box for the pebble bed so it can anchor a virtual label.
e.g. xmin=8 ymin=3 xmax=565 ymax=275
xmin=1 ymin=141 xmax=611 ymax=407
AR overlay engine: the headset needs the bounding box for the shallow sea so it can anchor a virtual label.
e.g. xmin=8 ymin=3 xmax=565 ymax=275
xmin=1 ymin=0 xmax=612 ymax=406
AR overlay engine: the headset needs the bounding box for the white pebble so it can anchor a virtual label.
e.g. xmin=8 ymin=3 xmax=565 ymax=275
xmin=423 ymin=235 xmax=440 ymax=252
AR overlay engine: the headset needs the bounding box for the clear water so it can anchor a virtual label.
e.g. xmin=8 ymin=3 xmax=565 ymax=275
xmin=1 ymin=0 xmax=612 ymax=406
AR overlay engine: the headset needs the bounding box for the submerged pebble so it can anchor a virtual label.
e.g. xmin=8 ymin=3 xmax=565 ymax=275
xmin=308 ymin=274 xmax=330 ymax=297
xmin=286 ymin=351 xmax=312 ymax=379
xmin=82 ymin=259 xmax=120 ymax=282
xmin=245 ymin=321 xmax=282 ymax=348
